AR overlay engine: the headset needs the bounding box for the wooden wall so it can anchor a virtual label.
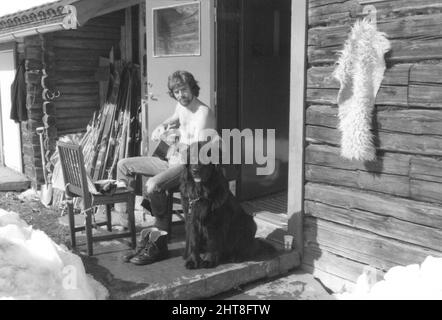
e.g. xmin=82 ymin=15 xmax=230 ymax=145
xmin=20 ymin=10 xmax=124 ymax=186
xmin=52 ymin=10 xmax=124 ymax=135
xmin=304 ymin=0 xmax=442 ymax=292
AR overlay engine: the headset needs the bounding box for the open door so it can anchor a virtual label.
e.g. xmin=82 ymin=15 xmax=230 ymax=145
xmin=145 ymin=0 xmax=215 ymax=152
xmin=239 ymin=0 xmax=291 ymax=200
xmin=0 ymin=49 xmax=22 ymax=172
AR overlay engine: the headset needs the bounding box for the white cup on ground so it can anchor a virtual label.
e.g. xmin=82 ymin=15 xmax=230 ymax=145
xmin=284 ymin=235 xmax=294 ymax=251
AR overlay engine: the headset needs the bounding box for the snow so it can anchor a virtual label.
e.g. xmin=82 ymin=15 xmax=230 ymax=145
xmin=0 ymin=1 xmax=62 ymax=17
xmin=336 ymin=257 xmax=442 ymax=300
xmin=0 ymin=208 xmax=108 ymax=300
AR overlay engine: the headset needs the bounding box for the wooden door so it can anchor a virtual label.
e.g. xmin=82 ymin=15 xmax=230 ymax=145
xmin=145 ymin=0 xmax=215 ymax=153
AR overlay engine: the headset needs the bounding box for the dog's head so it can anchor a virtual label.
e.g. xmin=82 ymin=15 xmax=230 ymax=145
xmin=185 ymin=141 xmax=220 ymax=184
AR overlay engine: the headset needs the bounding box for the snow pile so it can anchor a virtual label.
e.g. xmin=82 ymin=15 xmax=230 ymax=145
xmin=336 ymin=256 xmax=442 ymax=300
xmin=0 ymin=209 xmax=108 ymax=300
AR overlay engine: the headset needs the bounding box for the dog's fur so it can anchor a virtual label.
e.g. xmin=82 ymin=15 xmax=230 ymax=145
xmin=180 ymin=159 xmax=258 ymax=269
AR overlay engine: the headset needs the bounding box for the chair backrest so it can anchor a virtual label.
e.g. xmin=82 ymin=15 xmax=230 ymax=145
xmin=57 ymin=141 xmax=92 ymax=205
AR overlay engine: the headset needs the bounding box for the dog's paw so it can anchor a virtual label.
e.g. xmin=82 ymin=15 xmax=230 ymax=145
xmin=184 ymin=254 xmax=201 ymax=270
xmin=201 ymin=252 xmax=219 ymax=269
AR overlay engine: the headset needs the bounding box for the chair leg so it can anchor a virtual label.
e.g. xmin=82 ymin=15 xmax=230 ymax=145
xmin=106 ymin=204 xmax=112 ymax=232
xmin=126 ymin=194 xmax=137 ymax=249
xmin=85 ymin=209 xmax=94 ymax=256
xmin=67 ymin=199 xmax=76 ymax=249
xmin=166 ymin=192 xmax=174 ymax=241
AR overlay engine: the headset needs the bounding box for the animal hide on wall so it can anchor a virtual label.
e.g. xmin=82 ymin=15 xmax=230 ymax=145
xmin=333 ymin=19 xmax=391 ymax=161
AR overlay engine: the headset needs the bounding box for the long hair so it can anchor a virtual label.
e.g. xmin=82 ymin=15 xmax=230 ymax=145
xmin=167 ymin=70 xmax=200 ymax=99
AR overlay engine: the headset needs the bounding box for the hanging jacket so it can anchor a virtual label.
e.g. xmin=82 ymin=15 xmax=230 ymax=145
xmin=10 ymin=60 xmax=28 ymax=123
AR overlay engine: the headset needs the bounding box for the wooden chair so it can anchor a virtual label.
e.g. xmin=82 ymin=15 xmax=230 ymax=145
xmin=165 ymin=186 xmax=185 ymax=239
xmin=57 ymin=141 xmax=137 ymax=256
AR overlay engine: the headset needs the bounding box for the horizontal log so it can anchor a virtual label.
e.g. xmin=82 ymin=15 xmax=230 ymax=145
xmin=307 ymin=64 xmax=442 ymax=107
xmin=51 ymin=39 xmax=117 ymax=51
xmin=308 ymin=0 xmax=442 ymax=27
xmin=306 ymin=86 xmax=409 ymax=106
xmin=305 ymin=182 xmax=442 ymax=228
xmin=55 ymin=101 xmax=99 ymax=109
xmin=307 ymin=125 xmax=442 ymax=156
xmin=304 ymin=217 xmax=442 ymax=271
xmin=303 ymin=244 xmax=370 ymax=287
xmin=410 ymin=156 xmax=442 ymax=183
xmin=305 ymin=164 xmax=410 ymax=197
xmin=307 ymin=105 xmax=442 ymax=135
xmin=305 ymin=200 xmax=442 ymax=251
xmin=307 ymin=64 xmax=412 ymax=88
xmin=408 ymin=84 xmax=442 ymax=108
xmin=410 ymin=179 xmax=442 ymax=204
xmin=54 ymin=61 xmax=100 ymax=72
xmin=55 ymin=94 xmax=99 ymax=103
xmin=309 ymin=13 xmax=442 ymax=47
xmin=57 ymin=110 xmax=95 ymax=120
xmin=54 ymin=29 xmax=121 ymax=40
xmin=57 ymin=128 xmax=87 ymax=136
xmin=56 ymin=84 xmax=99 ymax=95
xmin=410 ymin=64 xmax=442 ymax=84
xmin=305 ymin=144 xmax=411 ymax=175
xmin=306 ymin=125 xmax=340 ymax=145
xmin=53 ymin=49 xmax=102 ymax=61
xmin=308 ymin=0 xmax=359 ymax=26
xmin=309 ymin=38 xmax=442 ymax=64
xmin=57 ymin=118 xmax=90 ymax=130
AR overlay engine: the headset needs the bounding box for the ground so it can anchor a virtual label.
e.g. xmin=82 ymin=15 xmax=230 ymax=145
xmin=0 ymin=190 xmax=332 ymax=300
xmin=0 ymin=191 xmax=70 ymax=246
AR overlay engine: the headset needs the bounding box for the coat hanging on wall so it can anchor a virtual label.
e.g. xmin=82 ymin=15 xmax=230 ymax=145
xmin=10 ymin=60 xmax=27 ymax=123
xmin=333 ymin=14 xmax=390 ymax=161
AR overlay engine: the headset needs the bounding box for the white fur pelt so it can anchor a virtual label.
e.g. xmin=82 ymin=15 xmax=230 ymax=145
xmin=333 ymin=19 xmax=391 ymax=161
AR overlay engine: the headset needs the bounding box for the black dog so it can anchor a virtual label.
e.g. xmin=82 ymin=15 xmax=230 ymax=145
xmin=180 ymin=147 xmax=258 ymax=269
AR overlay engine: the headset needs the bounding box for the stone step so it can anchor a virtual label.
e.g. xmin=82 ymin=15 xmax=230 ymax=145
xmin=74 ymin=224 xmax=300 ymax=300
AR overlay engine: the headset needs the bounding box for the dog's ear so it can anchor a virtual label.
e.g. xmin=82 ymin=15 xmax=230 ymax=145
xmin=210 ymin=169 xmax=230 ymax=211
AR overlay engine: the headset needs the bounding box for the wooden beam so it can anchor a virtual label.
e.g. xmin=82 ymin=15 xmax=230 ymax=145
xmin=139 ymin=2 xmax=148 ymax=156
xmin=288 ymin=0 xmax=307 ymax=257
xmin=76 ymin=0 xmax=143 ymax=26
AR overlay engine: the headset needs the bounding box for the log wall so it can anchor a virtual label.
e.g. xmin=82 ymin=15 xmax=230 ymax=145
xmin=20 ymin=10 xmax=124 ymax=187
xmin=305 ymin=0 xmax=442 ymax=292
xmin=51 ymin=11 xmax=124 ymax=135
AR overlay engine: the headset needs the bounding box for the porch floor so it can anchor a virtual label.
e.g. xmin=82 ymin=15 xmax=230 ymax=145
xmin=63 ymin=196 xmax=299 ymax=300
xmin=0 ymin=166 xmax=30 ymax=192
xmin=74 ymin=224 xmax=300 ymax=300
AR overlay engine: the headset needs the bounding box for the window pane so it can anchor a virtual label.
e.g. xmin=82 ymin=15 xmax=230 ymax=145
xmin=153 ymin=2 xmax=201 ymax=57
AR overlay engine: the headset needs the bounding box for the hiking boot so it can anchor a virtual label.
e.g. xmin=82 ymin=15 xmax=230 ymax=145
xmin=122 ymin=227 xmax=158 ymax=263
xmin=130 ymin=230 xmax=169 ymax=265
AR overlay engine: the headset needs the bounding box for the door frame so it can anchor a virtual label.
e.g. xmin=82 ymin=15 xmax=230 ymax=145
xmin=0 ymin=42 xmax=21 ymax=170
xmin=288 ymin=0 xmax=307 ymax=257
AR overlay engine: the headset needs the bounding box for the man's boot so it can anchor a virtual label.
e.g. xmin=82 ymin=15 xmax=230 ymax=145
xmin=130 ymin=229 xmax=169 ymax=265
xmin=122 ymin=227 xmax=158 ymax=262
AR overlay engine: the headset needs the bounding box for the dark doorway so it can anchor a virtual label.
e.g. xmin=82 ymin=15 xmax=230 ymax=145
xmin=217 ymin=0 xmax=291 ymax=201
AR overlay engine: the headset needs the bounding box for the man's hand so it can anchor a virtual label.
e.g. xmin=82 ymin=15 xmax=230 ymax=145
xmin=151 ymin=125 xmax=166 ymax=141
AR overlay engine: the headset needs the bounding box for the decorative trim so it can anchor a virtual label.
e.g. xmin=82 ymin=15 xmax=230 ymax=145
xmin=0 ymin=0 xmax=78 ymax=35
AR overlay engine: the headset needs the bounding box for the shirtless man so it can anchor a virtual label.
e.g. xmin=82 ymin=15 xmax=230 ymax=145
xmin=116 ymin=71 xmax=216 ymax=265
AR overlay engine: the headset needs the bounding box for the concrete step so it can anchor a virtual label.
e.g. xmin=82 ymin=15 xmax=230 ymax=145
xmin=74 ymin=224 xmax=300 ymax=300
xmin=0 ymin=167 xmax=31 ymax=192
